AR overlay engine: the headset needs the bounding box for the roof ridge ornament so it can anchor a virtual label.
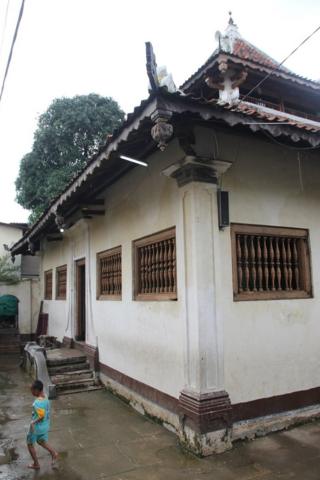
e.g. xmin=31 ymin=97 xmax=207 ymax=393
xmin=228 ymin=11 xmax=235 ymax=25
xmin=145 ymin=42 xmax=177 ymax=94
xmin=215 ymin=11 xmax=241 ymax=54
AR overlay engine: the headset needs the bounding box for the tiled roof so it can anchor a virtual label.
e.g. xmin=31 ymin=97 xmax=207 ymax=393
xmin=181 ymin=19 xmax=319 ymax=92
xmin=231 ymin=38 xmax=288 ymax=72
xmin=227 ymin=101 xmax=320 ymax=133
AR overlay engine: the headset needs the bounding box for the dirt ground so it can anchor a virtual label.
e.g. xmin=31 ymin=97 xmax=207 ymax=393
xmin=1 ymin=355 xmax=320 ymax=480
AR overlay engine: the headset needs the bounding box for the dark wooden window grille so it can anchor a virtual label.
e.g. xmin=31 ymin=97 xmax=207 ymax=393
xmin=231 ymin=224 xmax=312 ymax=301
xmin=56 ymin=265 xmax=67 ymax=300
xmin=44 ymin=270 xmax=53 ymax=300
xmin=97 ymin=247 xmax=122 ymax=299
xmin=133 ymin=227 xmax=177 ymax=301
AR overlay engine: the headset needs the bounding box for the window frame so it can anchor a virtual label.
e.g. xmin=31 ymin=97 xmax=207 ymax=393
xmin=231 ymin=223 xmax=312 ymax=301
xmin=96 ymin=246 xmax=122 ymax=300
xmin=56 ymin=264 xmax=67 ymax=300
xmin=44 ymin=269 xmax=53 ymax=300
xmin=133 ymin=226 xmax=177 ymax=301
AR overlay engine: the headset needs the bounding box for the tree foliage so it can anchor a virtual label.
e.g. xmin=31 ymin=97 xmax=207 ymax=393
xmin=0 ymin=254 xmax=20 ymax=284
xmin=16 ymin=94 xmax=124 ymax=223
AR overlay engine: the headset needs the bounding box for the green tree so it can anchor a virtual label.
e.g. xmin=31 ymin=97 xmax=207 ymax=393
xmin=16 ymin=94 xmax=124 ymax=223
xmin=0 ymin=254 xmax=20 ymax=284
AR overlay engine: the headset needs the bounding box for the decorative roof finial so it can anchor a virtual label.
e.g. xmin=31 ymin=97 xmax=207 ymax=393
xmin=228 ymin=11 xmax=234 ymax=25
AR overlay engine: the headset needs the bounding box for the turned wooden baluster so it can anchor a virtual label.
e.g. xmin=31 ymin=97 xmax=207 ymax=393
xmin=256 ymin=236 xmax=263 ymax=291
xmin=269 ymin=237 xmax=276 ymax=291
xmin=159 ymin=242 xmax=164 ymax=292
xmin=167 ymin=239 xmax=173 ymax=292
xmin=293 ymin=239 xmax=300 ymax=290
xmin=148 ymin=245 xmax=153 ymax=293
xmin=163 ymin=240 xmax=168 ymax=293
xmin=250 ymin=235 xmax=257 ymax=291
xmin=115 ymin=255 xmax=118 ymax=294
xmin=281 ymin=238 xmax=288 ymax=290
xmin=286 ymin=238 xmax=292 ymax=291
xmin=143 ymin=246 xmax=148 ymax=293
xmin=263 ymin=237 xmax=269 ymax=290
xmin=236 ymin=235 xmax=243 ymax=293
xmin=105 ymin=257 xmax=109 ymax=294
xmin=275 ymin=237 xmax=282 ymax=290
xmin=151 ymin=244 xmax=156 ymax=293
xmin=243 ymin=235 xmax=250 ymax=291
xmin=140 ymin=247 xmax=145 ymax=293
xmin=155 ymin=243 xmax=160 ymax=293
xmin=119 ymin=253 xmax=122 ymax=294
xmin=172 ymin=238 xmax=176 ymax=292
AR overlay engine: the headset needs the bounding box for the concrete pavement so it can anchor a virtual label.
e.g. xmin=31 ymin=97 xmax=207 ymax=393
xmin=1 ymin=355 xmax=320 ymax=479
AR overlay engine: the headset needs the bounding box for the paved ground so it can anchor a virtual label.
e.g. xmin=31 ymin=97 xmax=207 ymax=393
xmin=1 ymin=356 xmax=320 ymax=480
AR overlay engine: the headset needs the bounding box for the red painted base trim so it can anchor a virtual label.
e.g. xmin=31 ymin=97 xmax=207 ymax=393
xmin=74 ymin=340 xmax=99 ymax=370
xmin=99 ymin=362 xmax=179 ymax=414
xmin=179 ymin=390 xmax=232 ymax=433
xmin=62 ymin=336 xmax=73 ymax=348
xmin=232 ymin=386 xmax=320 ymax=422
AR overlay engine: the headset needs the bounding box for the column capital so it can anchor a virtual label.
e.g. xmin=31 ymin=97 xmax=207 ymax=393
xmin=162 ymin=156 xmax=232 ymax=187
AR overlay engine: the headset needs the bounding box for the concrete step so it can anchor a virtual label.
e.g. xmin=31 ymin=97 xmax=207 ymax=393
xmin=57 ymin=385 xmax=103 ymax=396
xmin=55 ymin=378 xmax=97 ymax=391
xmin=47 ymin=355 xmax=87 ymax=367
xmin=48 ymin=361 xmax=90 ymax=375
xmin=52 ymin=370 xmax=94 ymax=384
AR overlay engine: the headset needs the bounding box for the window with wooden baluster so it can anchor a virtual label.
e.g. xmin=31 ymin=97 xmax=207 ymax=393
xmin=56 ymin=265 xmax=67 ymax=300
xmin=133 ymin=227 xmax=177 ymax=301
xmin=97 ymin=246 xmax=122 ymax=300
xmin=231 ymin=224 xmax=312 ymax=301
xmin=44 ymin=270 xmax=53 ymax=300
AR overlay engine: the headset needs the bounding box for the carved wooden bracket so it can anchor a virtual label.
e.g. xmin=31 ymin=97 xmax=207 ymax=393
xmin=151 ymin=109 xmax=173 ymax=151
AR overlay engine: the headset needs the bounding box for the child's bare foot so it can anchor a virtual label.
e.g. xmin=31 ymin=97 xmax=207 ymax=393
xmin=51 ymin=451 xmax=58 ymax=466
xmin=28 ymin=463 xmax=40 ymax=469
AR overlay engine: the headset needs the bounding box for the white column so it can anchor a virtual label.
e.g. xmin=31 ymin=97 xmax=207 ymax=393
xmin=180 ymin=181 xmax=224 ymax=394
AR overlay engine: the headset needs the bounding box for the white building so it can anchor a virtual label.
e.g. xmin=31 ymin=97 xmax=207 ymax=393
xmin=12 ymin=19 xmax=320 ymax=455
xmin=0 ymin=222 xmax=40 ymax=341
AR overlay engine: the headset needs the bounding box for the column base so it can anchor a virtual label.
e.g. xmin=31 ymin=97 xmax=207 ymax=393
xmin=179 ymin=389 xmax=233 ymax=455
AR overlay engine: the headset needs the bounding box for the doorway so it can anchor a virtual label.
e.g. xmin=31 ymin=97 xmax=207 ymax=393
xmin=75 ymin=259 xmax=86 ymax=341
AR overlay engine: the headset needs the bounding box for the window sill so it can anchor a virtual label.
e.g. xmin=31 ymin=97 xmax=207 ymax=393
xmin=234 ymin=290 xmax=312 ymax=301
xmin=134 ymin=293 xmax=177 ymax=301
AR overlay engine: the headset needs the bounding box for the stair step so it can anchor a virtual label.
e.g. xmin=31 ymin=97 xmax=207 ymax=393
xmin=55 ymin=378 xmax=97 ymax=390
xmin=52 ymin=371 xmax=94 ymax=384
xmin=58 ymin=385 xmax=103 ymax=396
xmin=48 ymin=362 xmax=90 ymax=375
xmin=47 ymin=356 xmax=86 ymax=367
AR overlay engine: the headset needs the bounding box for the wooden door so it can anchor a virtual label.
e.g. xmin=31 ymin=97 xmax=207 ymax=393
xmin=75 ymin=259 xmax=86 ymax=341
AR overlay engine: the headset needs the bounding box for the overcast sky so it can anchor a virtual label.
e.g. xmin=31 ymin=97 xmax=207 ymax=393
xmin=0 ymin=0 xmax=319 ymax=223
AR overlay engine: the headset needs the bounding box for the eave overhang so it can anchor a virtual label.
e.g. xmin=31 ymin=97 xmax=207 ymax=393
xmin=11 ymin=89 xmax=320 ymax=256
xmin=181 ymin=52 xmax=320 ymax=95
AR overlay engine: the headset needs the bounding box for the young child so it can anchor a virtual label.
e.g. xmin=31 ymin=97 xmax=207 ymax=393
xmin=27 ymin=379 xmax=58 ymax=470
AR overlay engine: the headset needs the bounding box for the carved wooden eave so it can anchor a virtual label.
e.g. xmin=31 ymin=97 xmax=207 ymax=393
xmin=10 ymin=90 xmax=320 ymax=257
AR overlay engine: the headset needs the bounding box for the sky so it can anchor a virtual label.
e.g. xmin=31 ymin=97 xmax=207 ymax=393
xmin=0 ymin=0 xmax=319 ymax=223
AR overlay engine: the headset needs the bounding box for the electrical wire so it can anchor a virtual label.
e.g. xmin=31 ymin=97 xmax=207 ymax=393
xmin=0 ymin=0 xmax=25 ymax=106
xmin=239 ymin=24 xmax=320 ymax=106
xmin=0 ymin=0 xmax=10 ymax=60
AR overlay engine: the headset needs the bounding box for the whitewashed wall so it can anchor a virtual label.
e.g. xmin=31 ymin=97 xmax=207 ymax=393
xmin=40 ymin=125 xmax=320 ymax=405
xmin=41 ymin=141 xmax=185 ymax=398
xmin=207 ymin=128 xmax=320 ymax=404
xmin=0 ymin=279 xmax=40 ymax=333
xmin=0 ymin=224 xmax=23 ymax=267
